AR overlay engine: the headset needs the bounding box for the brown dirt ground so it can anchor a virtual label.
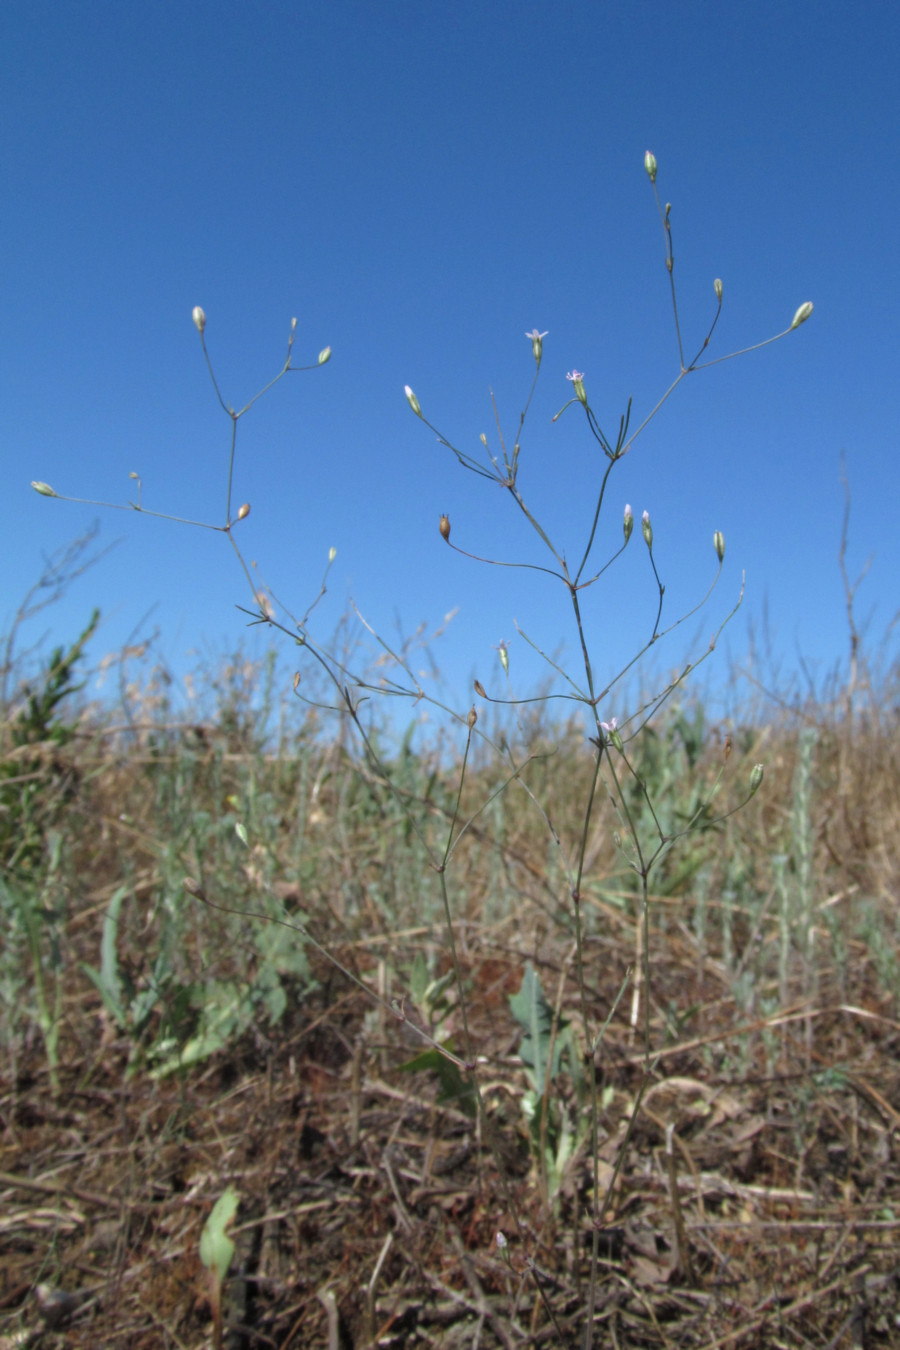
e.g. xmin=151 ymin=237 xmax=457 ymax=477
xmin=3 ymin=917 xmax=900 ymax=1349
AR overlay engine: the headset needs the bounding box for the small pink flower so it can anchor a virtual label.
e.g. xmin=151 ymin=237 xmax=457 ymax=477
xmin=566 ymin=370 xmax=584 ymax=382
xmin=601 ymin=717 xmax=624 ymax=751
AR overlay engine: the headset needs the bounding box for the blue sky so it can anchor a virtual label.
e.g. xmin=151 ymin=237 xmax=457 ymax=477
xmin=4 ymin=2 xmax=898 ymax=733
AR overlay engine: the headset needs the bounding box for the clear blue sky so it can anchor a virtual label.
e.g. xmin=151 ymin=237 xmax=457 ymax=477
xmin=4 ymin=3 xmax=898 ymax=731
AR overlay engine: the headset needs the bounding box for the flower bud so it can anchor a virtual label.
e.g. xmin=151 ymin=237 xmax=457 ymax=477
xmin=714 ymin=278 xmax=723 ymax=301
xmin=474 ymin=679 xmax=487 ymax=698
xmin=623 ymin=504 xmax=634 ymax=545
xmin=641 ymin=509 xmax=653 ymax=548
xmin=644 ymin=150 xmax=658 ymax=183
xmin=480 ymin=433 xmax=488 ymax=448
xmin=255 ymin=590 xmax=275 ymax=620
xmin=192 ymin=306 xmax=206 ymax=333
xmin=790 ymin=302 xmax=814 ymax=330
xmin=291 ymin=317 xmax=298 ymax=332
xmin=404 ymin=385 xmax=422 ymax=417
xmin=749 ymin=763 xmax=765 ymax=796
xmin=467 ymin=706 xmax=478 ymax=729
xmin=439 ymin=514 xmax=451 ymax=541
xmin=31 ymin=481 xmax=57 ymax=497
xmin=183 ymin=876 xmax=203 ymax=896
xmin=713 ymin=530 xmax=725 ymax=562
xmin=318 ymin=346 xmax=332 ymax=365
xmin=328 ymin=546 xmax=337 ymax=563
xmin=237 ymin=502 xmax=251 ymax=520
xmin=497 ymin=641 xmax=509 ymax=675
xmin=293 ymin=671 xmax=301 ymax=692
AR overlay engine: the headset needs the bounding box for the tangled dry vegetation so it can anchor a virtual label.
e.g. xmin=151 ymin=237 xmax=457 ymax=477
xmin=2 ymin=663 xmax=900 ymax=1348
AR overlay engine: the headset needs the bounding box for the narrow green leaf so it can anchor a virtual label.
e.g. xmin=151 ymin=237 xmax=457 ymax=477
xmin=200 ymin=1185 xmax=239 ymax=1284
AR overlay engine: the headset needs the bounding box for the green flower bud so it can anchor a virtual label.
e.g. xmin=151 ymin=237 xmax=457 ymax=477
xmin=318 ymin=346 xmax=332 ymax=365
xmin=328 ymin=546 xmax=337 ymax=563
xmin=192 ymin=306 xmax=206 ymax=333
xmin=31 ymin=481 xmax=57 ymax=497
xmin=790 ymin=302 xmax=814 ymax=330
xmin=749 ymin=763 xmax=765 ymax=796
xmin=713 ymin=530 xmax=725 ymax=562
xmin=714 ymin=278 xmax=723 ymax=301
xmin=404 ymin=385 xmax=422 ymax=417
xmin=644 ymin=150 xmax=658 ymax=183
xmin=623 ymin=504 xmax=634 ymax=544
xmin=641 ymin=509 xmax=653 ymax=548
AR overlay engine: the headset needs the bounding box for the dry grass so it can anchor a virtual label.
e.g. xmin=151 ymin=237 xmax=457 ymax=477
xmin=2 ymin=666 xmax=900 ymax=1348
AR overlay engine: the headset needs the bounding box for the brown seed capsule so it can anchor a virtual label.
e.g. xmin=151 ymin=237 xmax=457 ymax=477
xmin=237 ymin=502 xmax=251 ymax=520
xmin=473 ymin=679 xmax=486 ymax=698
xmin=467 ymin=706 xmax=477 ymax=729
xmin=439 ymin=514 xmax=451 ymax=541
xmin=724 ymin=733 xmax=733 ymax=763
xmin=35 ymin=1284 xmax=81 ymax=1327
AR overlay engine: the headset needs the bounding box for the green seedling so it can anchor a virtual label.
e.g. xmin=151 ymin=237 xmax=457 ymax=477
xmin=510 ymin=961 xmax=588 ymax=1206
xmin=200 ymin=1185 xmax=239 ymax=1350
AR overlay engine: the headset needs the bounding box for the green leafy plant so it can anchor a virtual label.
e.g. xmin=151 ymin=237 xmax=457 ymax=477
xmin=509 ymin=960 xmax=590 ymax=1206
xmin=400 ymin=952 xmax=477 ymax=1116
xmin=200 ymin=1185 xmax=239 ymax=1350
xmin=80 ymin=868 xmax=312 ymax=1079
xmin=0 ymin=830 xmax=68 ymax=1093
xmin=0 ymin=609 xmax=99 ymax=876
